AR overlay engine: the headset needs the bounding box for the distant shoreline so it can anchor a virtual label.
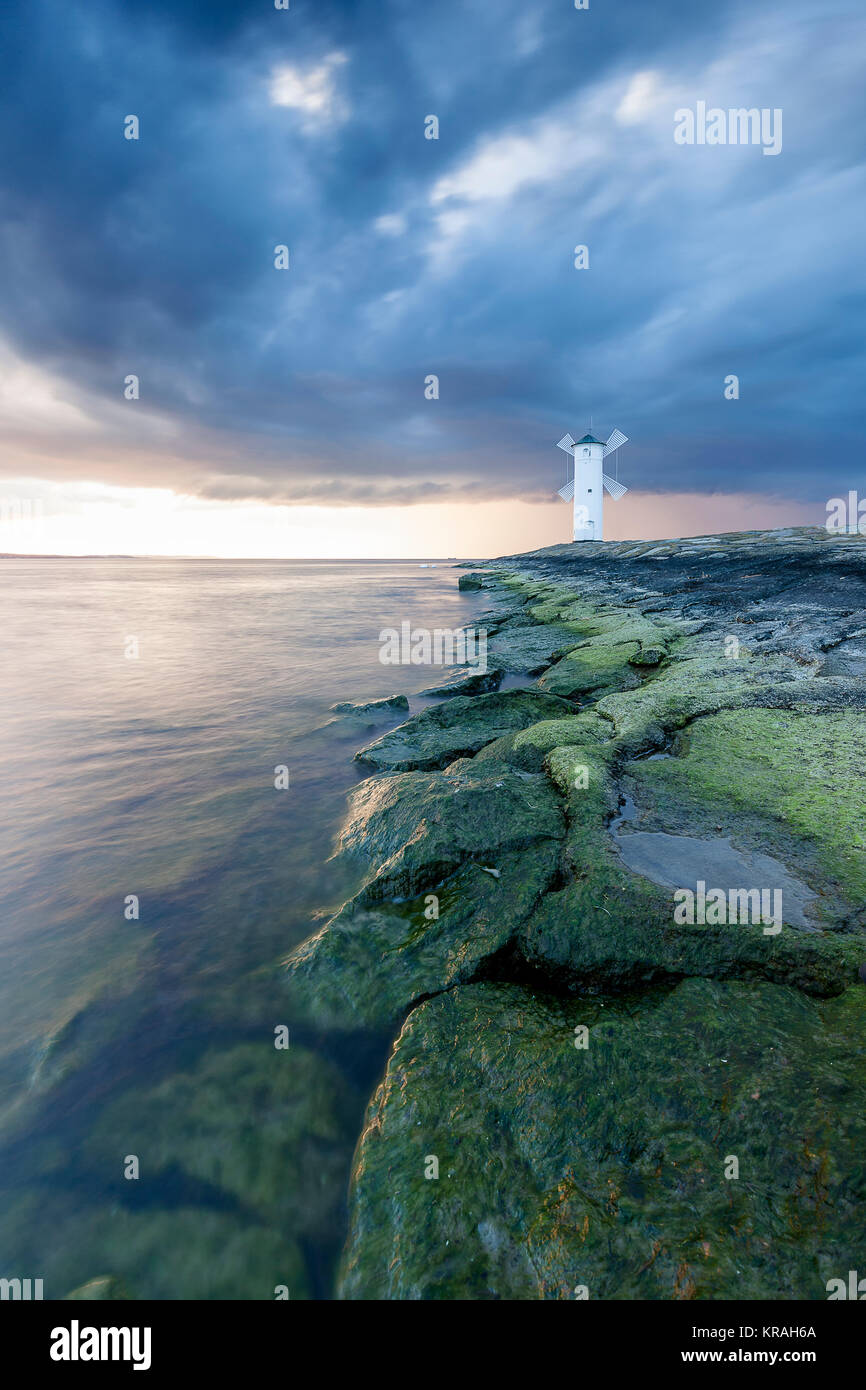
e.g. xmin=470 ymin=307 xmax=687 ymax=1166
xmin=0 ymin=553 xmax=475 ymax=563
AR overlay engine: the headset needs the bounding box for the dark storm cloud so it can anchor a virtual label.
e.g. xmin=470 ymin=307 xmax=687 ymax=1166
xmin=0 ymin=0 xmax=864 ymax=505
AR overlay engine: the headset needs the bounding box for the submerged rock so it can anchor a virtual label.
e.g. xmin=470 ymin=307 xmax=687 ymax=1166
xmin=418 ymin=668 xmax=505 ymax=697
xmin=331 ymin=695 xmax=409 ymax=715
xmin=51 ymin=1042 xmax=360 ymax=1300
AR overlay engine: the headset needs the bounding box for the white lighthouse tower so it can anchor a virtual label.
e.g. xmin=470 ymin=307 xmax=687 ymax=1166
xmin=556 ymin=428 xmax=629 ymax=541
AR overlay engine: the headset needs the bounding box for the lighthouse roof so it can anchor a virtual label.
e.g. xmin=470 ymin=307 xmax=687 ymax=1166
xmin=576 ymin=433 xmax=604 ymax=445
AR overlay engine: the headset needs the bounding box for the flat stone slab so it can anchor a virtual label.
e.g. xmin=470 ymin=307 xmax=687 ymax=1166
xmin=486 ymin=623 xmax=582 ymax=674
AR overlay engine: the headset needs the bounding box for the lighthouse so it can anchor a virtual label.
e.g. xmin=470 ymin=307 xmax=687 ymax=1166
xmin=571 ymin=433 xmax=605 ymax=541
xmin=556 ymin=428 xmax=629 ymax=541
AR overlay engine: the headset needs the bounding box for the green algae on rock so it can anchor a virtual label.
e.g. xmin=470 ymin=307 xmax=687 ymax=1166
xmin=355 ymin=688 xmax=575 ymax=772
xmin=285 ymin=759 xmax=565 ymax=1028
xmin=506 ymin=713 xmax=609 ymax=771
xmin=331 ymin=695 xmax=409 ymax=715
xmin=289 ymin=528 xmax=866 ymax=1299
xmin=286 ymin=844 xmax=562 ymax=1031
xmin=628 ymin=646 xmax=666 ymax=666
xmin=485 ymin=623 xmax=586 ymax=675
xmin=518 ymin=722 xmax=861 ymax=997
xmin=339 ymin=759 xmax=565 ymax=895
xmin=624 ymin=708 xmax=866 ymax=914
xmin=536 ymin=639 xmax=643 ymax=698
xmin=418 ymin=667 xmax=505 ymax=697
xmin=339 ymin=978 xmax=866 ymax=1300
xmin=11 ymin=1042 xmax=361 ymax=1301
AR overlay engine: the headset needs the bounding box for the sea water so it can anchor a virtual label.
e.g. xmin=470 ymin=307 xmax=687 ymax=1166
xmin=0 ymin=558 xmax=485 ymax=1299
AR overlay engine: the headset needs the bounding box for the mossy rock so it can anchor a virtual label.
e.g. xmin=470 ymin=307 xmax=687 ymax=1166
xmin=286 ymin=759 xmax=566 ymax=1028
xmin=536 ymin=642 xmax=643 ymax=699
xmin=301 ymin=550 xmax=866 ymax=1299
xmin=355 ymin=689 xmax=575 ymax=772
xmin=331 ymin=695 xmax=409 ymax=715
xmin=520 ymin=742 xmax=862 ymax=996
xmin=418 ymin=668 xmax=504 ymax=697
xmin=629 ymin=646 xmax=666 ymax=667
xmin=508 ymin=714 xmax=609 ymax=771
xmin=339 ymin=977 xmax=866 ymax=1300
xmin=597 ymin=656 xmax=866 ymax=758
xmin=625 ymin=708 xmax=866 ymax=912
xmin=338 ymin=758 xmax=565 ymax=896
xmin=485 ymin=624 xmax=586 ymax=675
xmin=286 ymin=844 xmax=562 ymax=1031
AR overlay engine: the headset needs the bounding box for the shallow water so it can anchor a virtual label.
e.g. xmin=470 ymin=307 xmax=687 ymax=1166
xmin=0 ymin=557 xmax=486 ymax=1298
xmin=610 ymin=794 xmax=819 ymax=930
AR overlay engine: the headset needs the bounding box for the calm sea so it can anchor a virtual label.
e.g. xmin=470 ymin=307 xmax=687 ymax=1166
xmin=0 ymin=558 xmax=486 ymax=1299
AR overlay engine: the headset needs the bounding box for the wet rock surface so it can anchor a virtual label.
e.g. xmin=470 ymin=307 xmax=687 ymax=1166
xmin=486 ymin=623 xmax=586 ymax=674
xmin=612 ymin=819 xmax=819 ymax=930
xmin=289 ymin=527 xmax=866 ymax=1299
xmin=331 ymin=695 xmax=409 ymax=715
xmin=354 ymin=688 xmax=574 ymax=771
xmin=339 ymin=978 xmax=866 ymax=1300
xmin=286 ymin=760 xmax=564 ymax=1029
xmin=417 ymin=667 xmax=505 ymax=697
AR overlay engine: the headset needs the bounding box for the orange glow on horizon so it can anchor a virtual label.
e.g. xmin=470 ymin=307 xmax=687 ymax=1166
xmin=0 ymin=479 xmax=823 ymax=559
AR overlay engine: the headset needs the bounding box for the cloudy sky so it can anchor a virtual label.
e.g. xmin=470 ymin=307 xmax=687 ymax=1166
xmin=0 ymin=0 xmax=864 ymax=555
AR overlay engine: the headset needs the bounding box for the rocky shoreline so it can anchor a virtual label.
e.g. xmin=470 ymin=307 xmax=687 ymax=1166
xmin=287 ymin=526 xmax=866 ymax=1300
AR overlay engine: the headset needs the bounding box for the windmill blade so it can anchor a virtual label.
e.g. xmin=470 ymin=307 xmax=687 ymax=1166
xmin=603 ymin=428 xmax=628 ymax=457
xmin=602 ymin=473 xmax=628 ymax=500
xmin=557 ymin=479 xmax=575 ymax=502
xmin=556 ymin=433 xmax=576 ymax=454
